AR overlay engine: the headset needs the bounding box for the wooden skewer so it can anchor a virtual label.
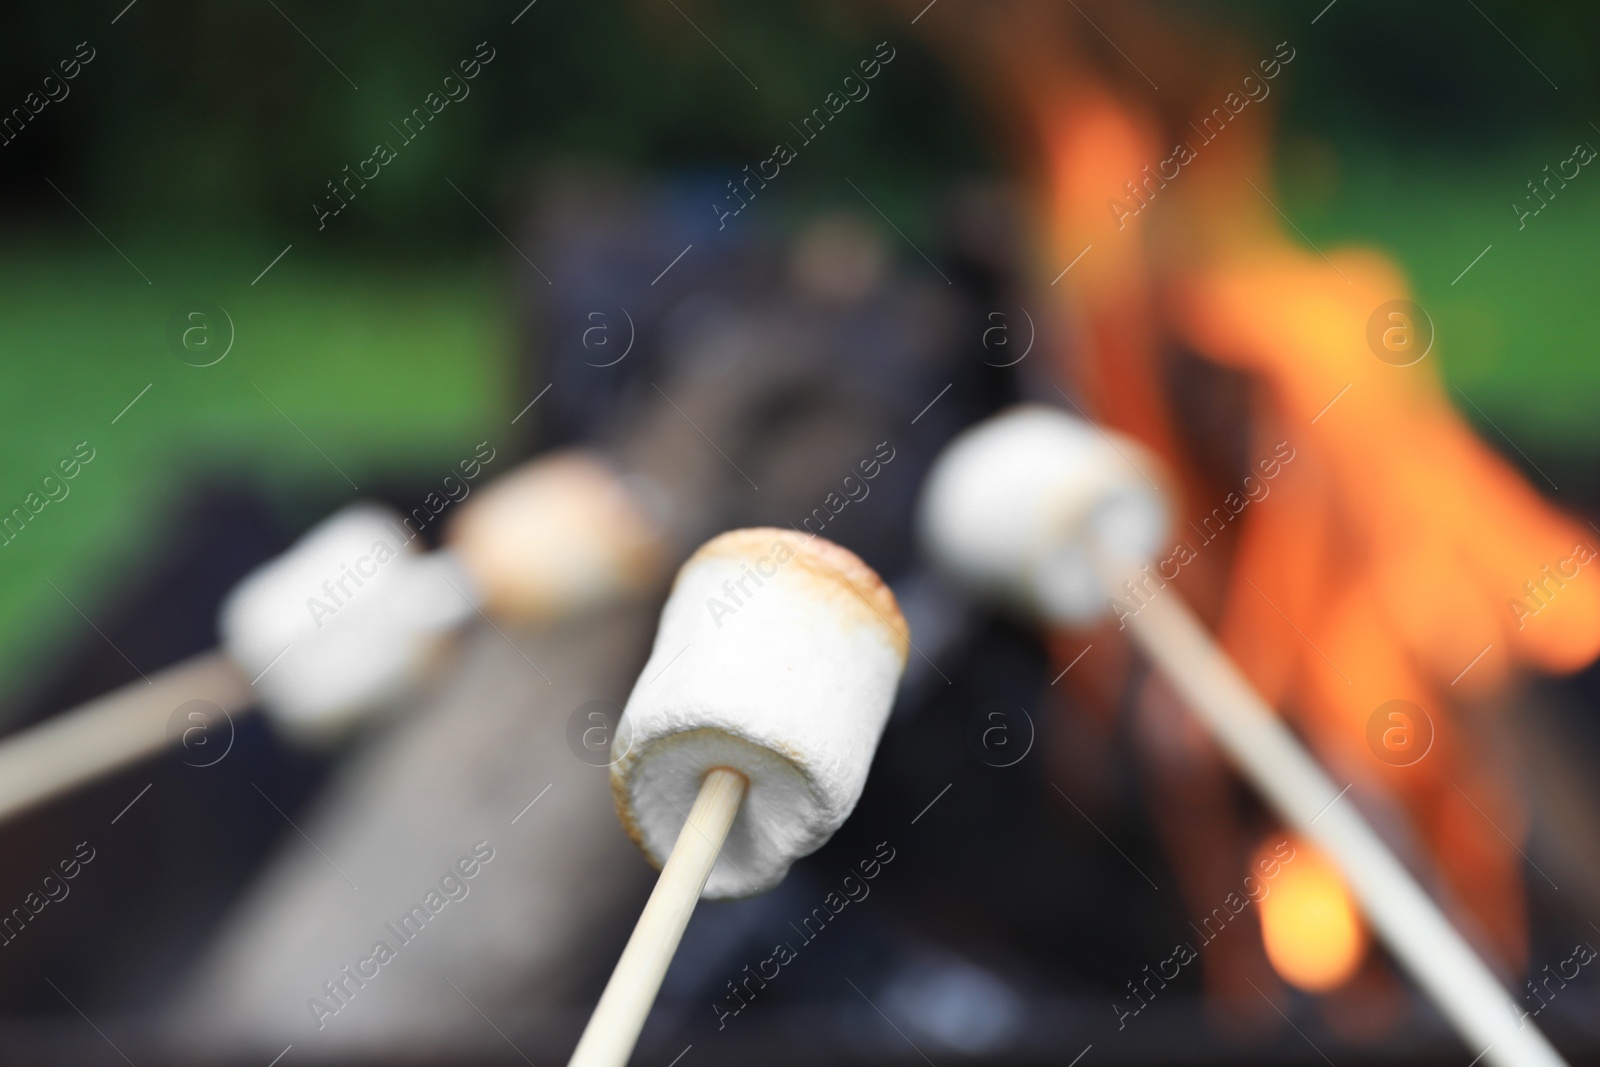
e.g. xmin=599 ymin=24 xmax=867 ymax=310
xmin=0 ymin=651 xmax=253 ymax=823
xmin=568 ymin=767 xmax=749 ymax=1067
xmin=1111 ymin=563 xmax=1565 ymax=1067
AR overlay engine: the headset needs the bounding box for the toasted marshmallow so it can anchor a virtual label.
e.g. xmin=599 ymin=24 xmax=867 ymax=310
xmin=917 ymin=405 xmax=1171 ymax=624
xmin=219 ymin=504 xmax=476 ymax=739
xmin=612 ymin=529 xmax=908 ymax=899
xmin=448 ymin=450 xmax=667 ymax=623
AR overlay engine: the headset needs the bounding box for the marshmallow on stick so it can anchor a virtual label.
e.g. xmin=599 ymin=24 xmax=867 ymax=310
xmin=919 ymin=406 xmax=1567 ymax=1067
xmin=0 ymin=449 xmax=666 ymax=824
xmin=568 ymin=529 xmax=908 ymax=1067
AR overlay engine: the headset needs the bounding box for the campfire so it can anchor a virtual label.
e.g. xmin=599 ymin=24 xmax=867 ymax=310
xmin=913 ymin=0 xmax=1600 ymax=1032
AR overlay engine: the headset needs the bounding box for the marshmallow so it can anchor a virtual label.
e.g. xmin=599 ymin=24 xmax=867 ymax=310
xmin=917 ymin=405 xmax=1171 ymax=624
xmin=219 ymin=504 xmax=477 ymax=739
xmin=448 ymin=451 xmax=667 ymax=623
xmin=612 ymin=529 xmax=908 ymax=899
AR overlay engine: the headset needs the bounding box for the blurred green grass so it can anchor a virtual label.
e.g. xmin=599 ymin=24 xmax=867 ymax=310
xmin=0 ymin=243 xmax=513 ymax=697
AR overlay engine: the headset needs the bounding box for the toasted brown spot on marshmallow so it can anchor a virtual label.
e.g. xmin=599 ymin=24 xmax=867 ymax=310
xmin=679 ymin=527 xmax=909 ymax=662
xmin=610 ymin=748 xmax=653 ymax=865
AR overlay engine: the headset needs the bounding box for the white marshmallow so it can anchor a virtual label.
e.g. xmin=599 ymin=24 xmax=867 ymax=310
xmin=219 ymin=504 xmax=478 ymax=739
xmin=917 ymin=405 xmax=1171 ymax=624
xmin=612 ymin=529 xmax=909 ymax=899
xmin=448 ymin=451 xmax=666 ymax=623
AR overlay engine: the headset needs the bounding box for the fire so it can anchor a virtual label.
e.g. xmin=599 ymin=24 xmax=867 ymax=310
xmin=912 ymin=0 xmax=1600 ymax=1018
